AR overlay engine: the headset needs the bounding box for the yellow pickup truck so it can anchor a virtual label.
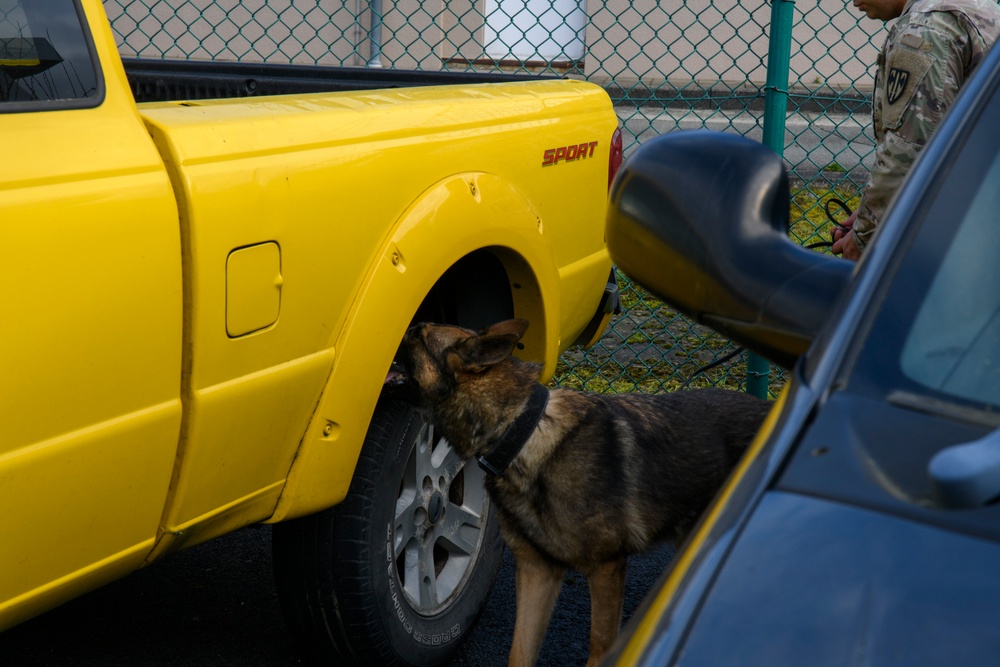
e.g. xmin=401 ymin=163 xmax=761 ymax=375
xmin=0 ymin=0 xmax=620 ymax=664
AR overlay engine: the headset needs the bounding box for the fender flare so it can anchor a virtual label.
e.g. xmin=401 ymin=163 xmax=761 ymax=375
xmin=270 ymin=171 xmax=560 ymax=521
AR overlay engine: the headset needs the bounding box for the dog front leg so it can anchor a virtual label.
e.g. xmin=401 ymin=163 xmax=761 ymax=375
xmin=584 ymin=557 xmax=627 ymax=667
xmin=508 ymin=546 xmax=565 ymax=667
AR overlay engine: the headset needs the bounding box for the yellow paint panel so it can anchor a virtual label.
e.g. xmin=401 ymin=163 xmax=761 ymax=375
xmin=0 ymin=540 xmax=156 ymax=633
xmin=0 ymin=401 xmax=181 ymax=628
xmin=152 ymin=349 xmax=335 ymax=552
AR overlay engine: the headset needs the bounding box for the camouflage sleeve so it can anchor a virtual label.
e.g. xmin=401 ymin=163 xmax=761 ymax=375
xmin=854 ymin=132 xmax=921 ymax=247
xmin=854 ymin=11 xmax=970 ymax=249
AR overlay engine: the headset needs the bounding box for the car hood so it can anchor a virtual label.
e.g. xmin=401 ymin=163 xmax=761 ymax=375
xmin=673 ymin=491 xmax=1000 ymax=666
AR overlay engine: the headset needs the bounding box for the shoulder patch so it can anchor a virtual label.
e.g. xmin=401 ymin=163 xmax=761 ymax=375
xmin=881 ymin=47 xmax=933 ymax=129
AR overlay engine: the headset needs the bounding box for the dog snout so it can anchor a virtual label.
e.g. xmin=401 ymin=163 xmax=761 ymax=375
xmin=388 ymin=325 xmax=423 ymax=385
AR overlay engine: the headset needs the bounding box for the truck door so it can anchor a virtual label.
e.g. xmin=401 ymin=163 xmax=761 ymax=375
xmin=0 ymin=0 xmax=182 ymax=626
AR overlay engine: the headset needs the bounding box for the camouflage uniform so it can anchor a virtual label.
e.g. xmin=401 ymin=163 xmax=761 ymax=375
xmin=853 ymin=0 xmax=1000 ymax=250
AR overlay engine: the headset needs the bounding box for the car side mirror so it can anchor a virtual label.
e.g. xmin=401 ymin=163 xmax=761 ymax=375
xmin=605 ymin=131 xmax=854 ymax=368
xmin=930 ymin=427 xmax=1000 ymax=509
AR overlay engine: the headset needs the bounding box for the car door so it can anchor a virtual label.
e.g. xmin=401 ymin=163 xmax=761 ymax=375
xmin=0 ymin=0 xmax=182 ymax=626
xmin=673 ymin=93 xmax=1000 ymax=662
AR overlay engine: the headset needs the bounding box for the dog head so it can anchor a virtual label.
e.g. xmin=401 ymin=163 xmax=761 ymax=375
xmin=384 ymin=319 xmax=530 ymax=408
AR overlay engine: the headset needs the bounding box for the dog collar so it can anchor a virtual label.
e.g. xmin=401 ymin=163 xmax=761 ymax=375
xmin=476 ymin=384 xmax=550 ymax=478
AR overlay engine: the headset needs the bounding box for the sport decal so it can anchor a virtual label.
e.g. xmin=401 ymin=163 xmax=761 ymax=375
xmin=542 ymin=141 xmax=598 ymax=167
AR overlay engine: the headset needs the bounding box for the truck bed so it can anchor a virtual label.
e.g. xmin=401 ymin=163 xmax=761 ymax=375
xmin=122 ymin=58 xmax=555 ymax=103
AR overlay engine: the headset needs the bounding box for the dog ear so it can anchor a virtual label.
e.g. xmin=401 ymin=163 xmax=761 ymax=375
xmin=447 ymin=320 xmax=527 ymax=376
xmin=480 ymin=318 xmax=529 ymax=341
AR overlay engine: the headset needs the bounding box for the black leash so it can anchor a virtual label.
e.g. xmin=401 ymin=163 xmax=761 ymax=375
xmin=680 ymin=345 xmax=745 ymax=389
xmin=804 ymin=197 xmax=852 ymax=249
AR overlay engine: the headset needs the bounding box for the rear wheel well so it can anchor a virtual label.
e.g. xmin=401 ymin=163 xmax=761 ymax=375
xmin=412 ymin=249 xmax=514 ymax=329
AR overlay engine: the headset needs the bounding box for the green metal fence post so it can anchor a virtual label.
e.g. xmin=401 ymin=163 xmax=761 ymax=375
xmin=747 ymin=0 xmax=796 ymax=399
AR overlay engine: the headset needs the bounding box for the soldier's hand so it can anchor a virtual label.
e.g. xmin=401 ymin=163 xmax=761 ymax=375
xmin=831 ymin=210 xmax=857 ymax=243
xmin=832 ymin=229 xmax=862 ymax=260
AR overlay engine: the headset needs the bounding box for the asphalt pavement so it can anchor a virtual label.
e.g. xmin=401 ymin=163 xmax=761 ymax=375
xmin=0 ymin=526 xmax=675 ymax=666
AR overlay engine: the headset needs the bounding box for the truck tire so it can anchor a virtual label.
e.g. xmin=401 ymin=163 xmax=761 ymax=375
xmin=272 ymin=396 xmax=503 ymax=666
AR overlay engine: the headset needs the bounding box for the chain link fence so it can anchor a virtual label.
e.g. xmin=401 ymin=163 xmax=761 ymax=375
xmin=104 ymin=0 xmax=887 ymax=397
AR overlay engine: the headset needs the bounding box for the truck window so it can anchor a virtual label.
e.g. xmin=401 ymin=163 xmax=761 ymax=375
xmin=0 ymin=0 xmax=101 ymax=110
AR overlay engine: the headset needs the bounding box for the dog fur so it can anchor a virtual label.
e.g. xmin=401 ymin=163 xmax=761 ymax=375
xmin=390 ymin=318 xmax=771 ymax=667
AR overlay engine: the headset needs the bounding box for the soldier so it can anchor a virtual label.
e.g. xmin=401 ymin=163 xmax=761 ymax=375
xmin=831 ymin=0 xmax=1000 ymax=260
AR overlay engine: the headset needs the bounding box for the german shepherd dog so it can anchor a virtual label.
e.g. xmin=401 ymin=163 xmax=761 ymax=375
xmin=387 ymin=319 xmax=771 ymax=667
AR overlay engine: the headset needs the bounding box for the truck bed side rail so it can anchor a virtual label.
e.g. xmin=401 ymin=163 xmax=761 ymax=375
xmin=122 ymin=58 xmax=556 ymax=103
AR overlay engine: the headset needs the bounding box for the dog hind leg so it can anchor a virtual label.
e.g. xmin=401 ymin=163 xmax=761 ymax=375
xmin=507 ymin=545 xmax=565 ymax=667
xmin=584 ymin=557 xmax=627 ymax=667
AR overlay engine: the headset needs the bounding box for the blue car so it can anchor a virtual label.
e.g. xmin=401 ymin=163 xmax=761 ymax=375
xmin=603 ymin=38 xmax=1000 ymax=667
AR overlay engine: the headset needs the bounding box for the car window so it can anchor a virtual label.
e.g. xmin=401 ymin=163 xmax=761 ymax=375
xmin=900 ymin=155 xmax=1000 ymax=406
xmin=849 ymin=77 xmax=1000 ymax=415
xmin=0 ymin=0 xmax=101 ymax=110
